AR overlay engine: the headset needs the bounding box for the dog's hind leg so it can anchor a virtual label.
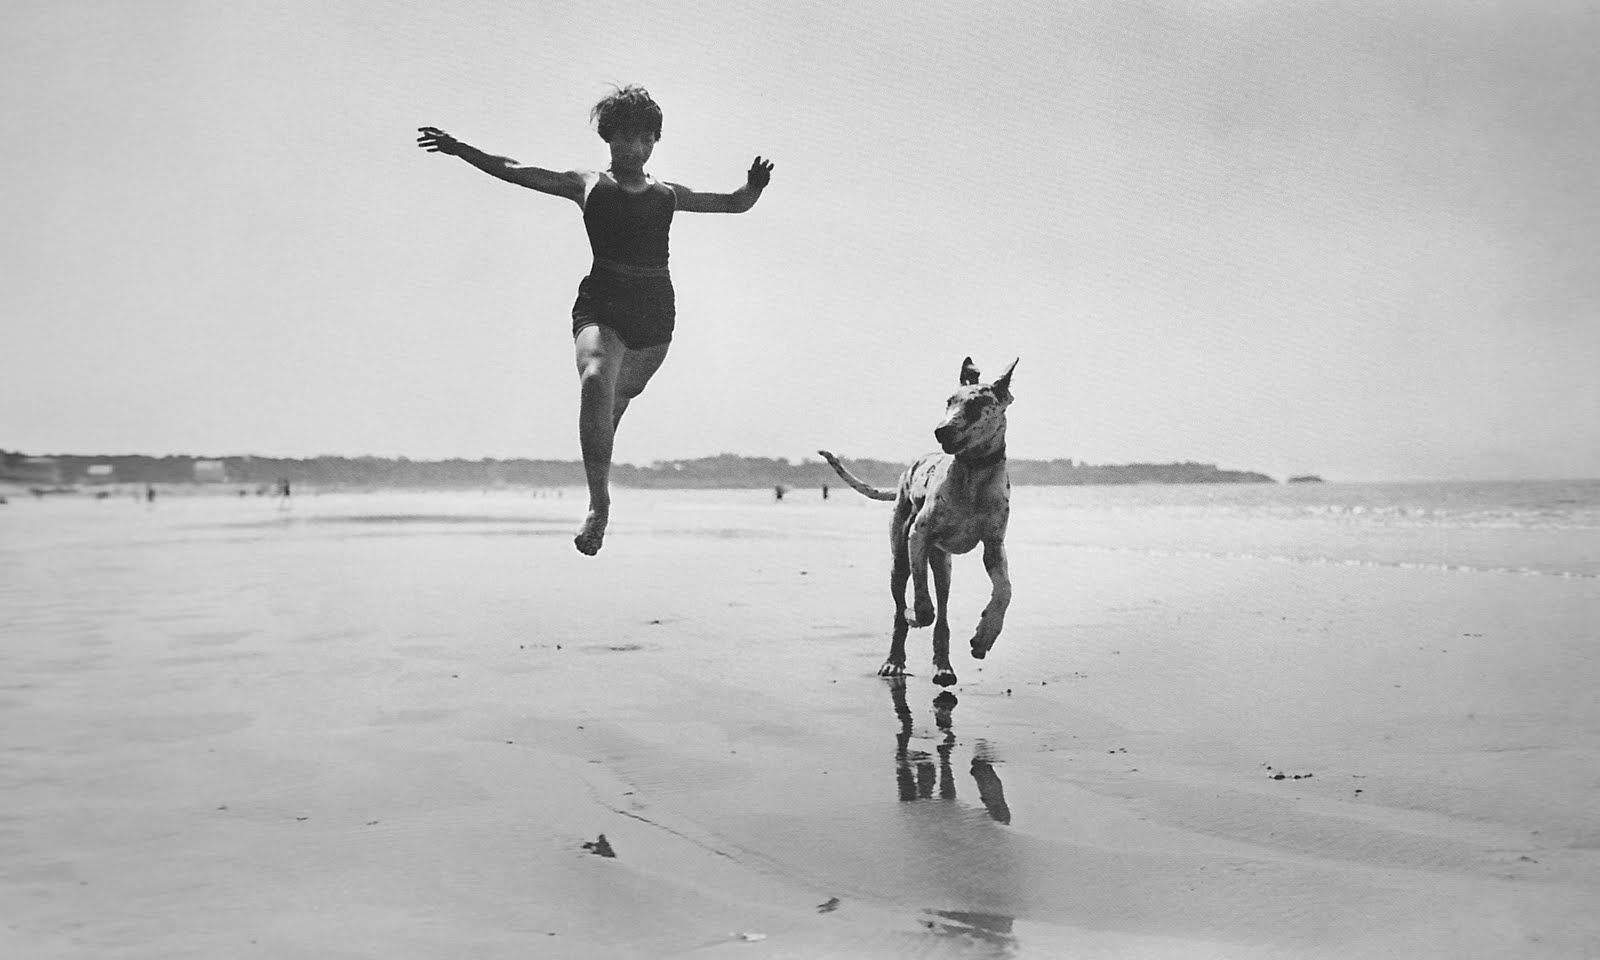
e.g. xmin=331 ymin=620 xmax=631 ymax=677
xmin=970 ymin=538 xmax=1012 ymax=660
xmin=879 ymin=501 xmax=914 ymax=677
xmin=929 ymin=549 xmax=957 ymax=686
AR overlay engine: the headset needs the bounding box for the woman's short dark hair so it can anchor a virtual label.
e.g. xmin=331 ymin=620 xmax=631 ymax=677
xmin=591 ymin=84 xmax=663 ymax=141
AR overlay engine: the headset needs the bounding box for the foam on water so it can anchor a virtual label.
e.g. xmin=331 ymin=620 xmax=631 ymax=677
xmin=1020 ymin=478 xmax=1600 ymax=530
xmin=1012 ymin=480 xmax=1600 ymax=579
xmin=1052 ymin=542 xmax=1600 ymax=580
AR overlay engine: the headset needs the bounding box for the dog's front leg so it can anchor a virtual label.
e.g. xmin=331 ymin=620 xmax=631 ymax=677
xmin=906 ymin=517 xmax=936 ymax=628
xmin=880 ymin=502 xmax=913 ymax=677
xmin=929 ymin=549 xmax=957 ymax=686
xmin=970 ymin=538 xmax=1012 ymax=659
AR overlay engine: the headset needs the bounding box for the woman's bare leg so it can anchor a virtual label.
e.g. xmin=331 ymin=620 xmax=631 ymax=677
xmin=571 ymin=327 xmax=669 ymax=555
xmin=573 ymin=325 xmax=625 ymax=554
xmin=611 ymin=341 xmax=670 ymax=429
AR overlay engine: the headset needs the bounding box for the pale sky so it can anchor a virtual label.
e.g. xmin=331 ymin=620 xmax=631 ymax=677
xmin=3 ymin=0 xmax=1596 ymax=481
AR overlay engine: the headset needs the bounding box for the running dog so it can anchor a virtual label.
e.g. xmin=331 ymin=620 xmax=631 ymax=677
xmin=819 ymin=356 xmax=1017 ymax=687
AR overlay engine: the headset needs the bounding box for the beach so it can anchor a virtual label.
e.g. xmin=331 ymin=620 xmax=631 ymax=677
xmin=2 ymin=484 xmax=1597 ymax=958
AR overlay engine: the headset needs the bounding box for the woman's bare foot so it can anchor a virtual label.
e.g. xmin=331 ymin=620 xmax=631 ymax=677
xmin=574 ymin=508 xmax=608 ymax=555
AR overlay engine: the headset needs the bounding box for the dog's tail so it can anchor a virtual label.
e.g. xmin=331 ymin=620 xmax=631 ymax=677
xmin=816 ymin=450 xmax=897 ymax=502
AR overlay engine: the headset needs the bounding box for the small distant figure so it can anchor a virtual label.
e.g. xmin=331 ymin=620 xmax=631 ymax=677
xmin=821 ymin=484 xmax=829 ymax=500
xmin=144 ymin=484 xmax=156 ymax=504
xmin=774 ymin=484 xmax=786 ymax=501
xmin=277 ymin=476 xmax=292 ymax=511
xmin=418 ymin=84 xmax=773 ymax=556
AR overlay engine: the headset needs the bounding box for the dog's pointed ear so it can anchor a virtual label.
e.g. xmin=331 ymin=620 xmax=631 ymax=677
xmin=959 ymin=357 xmax=981 ymax=385
xmin=993 ymin=358 xmax=1018 ymax=401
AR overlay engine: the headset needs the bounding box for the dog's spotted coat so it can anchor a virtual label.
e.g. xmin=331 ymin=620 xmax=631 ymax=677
xmin=820 ymin=356 xmax=1017 ymax=686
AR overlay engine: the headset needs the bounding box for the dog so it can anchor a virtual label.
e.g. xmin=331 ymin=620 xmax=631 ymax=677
xmin=819 ymin=356 xmax=1017 ymax=687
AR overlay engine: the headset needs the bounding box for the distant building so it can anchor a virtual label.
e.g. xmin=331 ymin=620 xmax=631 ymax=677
xmin=85 ymin=464 xmax=116 ymax=484
xmin=193 ymin=460 xmax=228 ymax=483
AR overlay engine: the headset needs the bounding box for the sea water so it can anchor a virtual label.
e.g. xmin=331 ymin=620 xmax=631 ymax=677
xmin=1010 ymin=479 xmax=1600 ymax=580
xmin=3 ymin=479 xmax=1595 ymax=582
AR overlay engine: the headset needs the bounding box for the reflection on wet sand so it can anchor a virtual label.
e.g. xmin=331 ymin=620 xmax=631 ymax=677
xmin=888 ymin=680 xmax=1021 ymax=955
xmin=889 ymin=681 xmax=1011 ymax=824
xmin=969 ymin=753 xmax=1011 ymax=826
xmin=923 ymin=909 xmax=1018 ymax=954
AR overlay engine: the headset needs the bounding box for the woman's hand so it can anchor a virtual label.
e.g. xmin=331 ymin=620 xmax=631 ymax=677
xmin=417 ymin=127 xmax=463 ymax=156
xmin=746 ymin=156 xmax=774 ymax=191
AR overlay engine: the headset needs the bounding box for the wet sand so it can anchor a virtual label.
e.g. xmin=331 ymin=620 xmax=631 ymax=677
xmin=2 ymin=489 xmax=1597 ymax=958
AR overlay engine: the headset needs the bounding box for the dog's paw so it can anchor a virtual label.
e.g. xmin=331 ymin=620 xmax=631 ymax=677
xmin=877 ymin=661 xmax=908 ymax=678
xmin=933 ymin=668 xmax=958 ymax=687
xmin=970 ymin=623 xmax=1001 ymax=659
xmin=908 ymin=601 xmax=935 ymax=628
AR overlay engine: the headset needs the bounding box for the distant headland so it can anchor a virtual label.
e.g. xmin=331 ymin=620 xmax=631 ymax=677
xmin=3 ymin=449 xmax=1281 ymax=490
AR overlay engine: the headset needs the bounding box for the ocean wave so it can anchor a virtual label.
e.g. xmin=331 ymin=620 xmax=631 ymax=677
xmin=1047 ymin=542 xmax=1599 ymax=580
xmin=1018 ymin=480 xmax=1600 ymax=532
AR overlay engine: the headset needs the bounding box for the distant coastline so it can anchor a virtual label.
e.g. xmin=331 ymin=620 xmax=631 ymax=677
xmin=1 ymin=449 xmax=1279 ymax=490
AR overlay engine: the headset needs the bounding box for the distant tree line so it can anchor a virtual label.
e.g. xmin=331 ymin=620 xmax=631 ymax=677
xmin=3 ymin=449 xmax=1276 ymax=488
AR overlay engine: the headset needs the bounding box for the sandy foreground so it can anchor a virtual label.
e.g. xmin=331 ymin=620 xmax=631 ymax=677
xmin=1 ymin=488 xmax=1597 ymax=959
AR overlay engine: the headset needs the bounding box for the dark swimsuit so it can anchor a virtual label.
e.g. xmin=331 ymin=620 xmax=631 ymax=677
xmin=571 ymin=174 xmax=677 ymax=349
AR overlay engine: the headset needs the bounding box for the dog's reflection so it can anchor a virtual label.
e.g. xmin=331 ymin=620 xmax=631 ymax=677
xmin=889 ymin=680 xmax=1011 ymax=824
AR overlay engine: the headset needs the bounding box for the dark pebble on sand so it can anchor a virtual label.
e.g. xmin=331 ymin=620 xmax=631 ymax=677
xmin=582 ymin=834 xmax=616 ymax=858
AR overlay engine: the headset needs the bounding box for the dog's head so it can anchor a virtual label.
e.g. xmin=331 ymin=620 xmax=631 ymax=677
xmin=933 ymin=357 xmax=1018 ymax=456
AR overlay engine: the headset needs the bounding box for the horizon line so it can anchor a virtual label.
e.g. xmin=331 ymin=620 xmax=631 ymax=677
xmin=4 ymin=447 xmax=1596 ymax=485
